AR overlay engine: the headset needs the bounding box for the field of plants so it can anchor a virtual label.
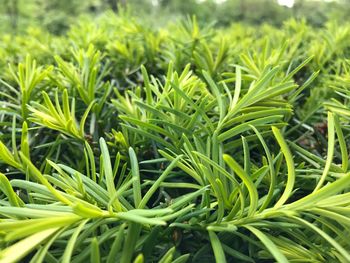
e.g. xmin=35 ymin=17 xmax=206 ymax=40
xmin=1 ymin=9 xmax=350 ymax=263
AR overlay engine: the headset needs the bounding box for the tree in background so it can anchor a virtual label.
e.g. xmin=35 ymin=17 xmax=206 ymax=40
xmin=0 ymin=0 xmax=98 ymax=34
xmin=0 ymin=0 xmax=350 ymax=34
xmin=5 ymin=0 xmax=18 ymax=31
xmin=105 ymin=0 xmax=126 ymax=12
xmin=38 ymin=0 xmax=99 ymax=33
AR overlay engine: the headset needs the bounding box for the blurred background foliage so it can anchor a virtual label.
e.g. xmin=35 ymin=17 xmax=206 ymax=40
xmin=0 ymin=0 xmax=350 ymax=35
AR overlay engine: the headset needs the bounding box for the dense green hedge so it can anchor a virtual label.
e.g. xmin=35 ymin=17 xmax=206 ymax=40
xmin=1 ymin=12 xmax=350 ymax=262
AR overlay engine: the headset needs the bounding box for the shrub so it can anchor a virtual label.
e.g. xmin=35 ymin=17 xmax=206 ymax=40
xmin=1 ymin=14 xmax=350 ymax=263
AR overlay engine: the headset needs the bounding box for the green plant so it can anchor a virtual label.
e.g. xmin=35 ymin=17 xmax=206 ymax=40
xmin=1 ymin=13 xmax=350 ymax=263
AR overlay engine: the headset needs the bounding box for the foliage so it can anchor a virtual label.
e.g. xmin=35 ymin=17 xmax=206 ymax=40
xmin=1 ymin=0 xmax=350 ymax=35
xmin=1 ymin=11 xmax=350 ymax=263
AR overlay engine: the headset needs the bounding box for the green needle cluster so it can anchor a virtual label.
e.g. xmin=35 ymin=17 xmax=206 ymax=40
xmin=1 ymin=13 xmax=350 ymax=263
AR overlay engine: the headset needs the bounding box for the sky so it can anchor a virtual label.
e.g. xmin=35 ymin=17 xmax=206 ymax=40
xmin=212 ymin=0 xmax=296 ymax=7
xmin=277 ymin=0 xmax=295 ymax=7
xmin=154 ymin=0 xmax=335 ymax=8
